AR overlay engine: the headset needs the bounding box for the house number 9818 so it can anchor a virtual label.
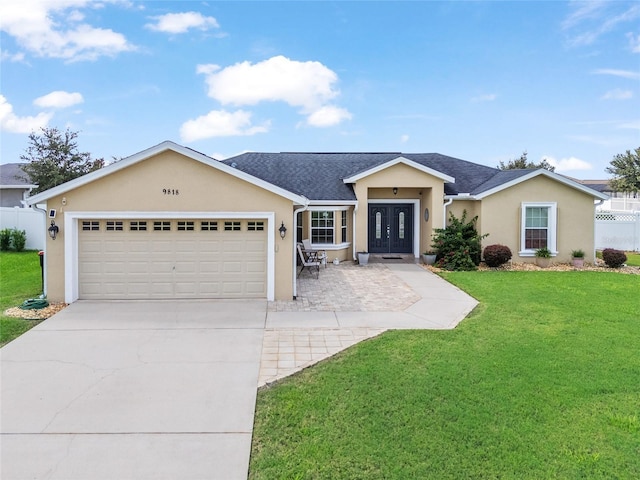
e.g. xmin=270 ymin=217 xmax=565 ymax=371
xmin=162 ymin=189 xmax=179 ymax=195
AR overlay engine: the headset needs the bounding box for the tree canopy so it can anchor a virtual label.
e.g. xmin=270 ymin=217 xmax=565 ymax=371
xmin=20 ymin=127 xmax=105 ymax=194
xmin=606 ymin=147 xmax=640 ymax=193
xmin=497 ymin=151 xmax=555 ymax=172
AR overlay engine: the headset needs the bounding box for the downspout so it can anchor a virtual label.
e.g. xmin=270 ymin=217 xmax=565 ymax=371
xmin=593 ymin=199 xmax=605 ymax=264
xmin=31 ymin=204 xmax=48 ymax=297
xmin=352 ymin=201 xmax=359 ymax=261
xmin=443 ymin=197 xmax=453 ymax=227
xmin=292 ymin=202 xmax=309 ymax=299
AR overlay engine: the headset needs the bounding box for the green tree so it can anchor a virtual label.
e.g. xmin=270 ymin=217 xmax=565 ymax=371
xmin=19 ymin=127 xmax=105 ymax=194
xmin=606 ymin=147 xmax=640 ymax=193
xmin=497 ymin=151 xmax=555 ymax=172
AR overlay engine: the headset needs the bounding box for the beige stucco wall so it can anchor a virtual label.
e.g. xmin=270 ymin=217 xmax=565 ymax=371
xmin=43 ymin=150 xmax=295 ymax=301
xmin=476 ymin=176 xmax=597 ymax=263
xmin=351 ymin=163 xmax=446 ymax=256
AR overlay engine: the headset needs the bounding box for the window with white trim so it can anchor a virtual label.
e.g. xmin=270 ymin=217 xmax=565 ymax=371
xmin=311 ymin=211 xmax=334 ymax=244
xmin=341 ymin=211 xmax=347 ymax=243
xmin=521 ymin=203 xmax=557 ymax=255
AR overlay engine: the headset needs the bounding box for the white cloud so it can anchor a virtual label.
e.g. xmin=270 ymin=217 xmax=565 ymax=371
xmin=592 ymin=68 xmax=640 ymax=80
xmin=601 ymin=89 xmax=633 ymax=100
xmin=145 ymin=12 xmax=219 ymax=34
xmin=617 ymin=120 xmax=640 ymax=130
xmin=563 ymin=2 xmax=640 ymax=47
xmin=0 ymin=95 xmax=52 ymax=133
xmin=544 ymin=155 xmax=592 ymax=172
xmin=400 ymin=134 xmax=409 ymax=143
xmin=471 ymin=93 xmax=497 ymax=103
xmin=628 ymin=32 xmax=640 ymax=53
xmin=0 ymin=0 xmax=135 ymax=62
xmin=306 ymin=105 xmax=352 ymax=127
xmin=196 ymin=55 xmax=351 ymax=126
xmin=180 ymin=109 xmax=269 ymax=142
xmin=34 ymin=91 xmax=84 ymax=108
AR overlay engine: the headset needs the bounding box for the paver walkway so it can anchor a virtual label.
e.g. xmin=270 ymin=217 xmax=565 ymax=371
xmin=260 ymin=262 xmax=477 ymax=386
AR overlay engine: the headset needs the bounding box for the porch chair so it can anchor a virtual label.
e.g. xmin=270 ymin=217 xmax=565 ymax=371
xmin=302 ymin=239 xmax=327 ymax=268
xmin=296 ymin=243 xmax=321 ymax=279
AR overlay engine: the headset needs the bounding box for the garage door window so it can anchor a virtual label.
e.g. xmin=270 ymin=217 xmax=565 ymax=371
xmin=130 ymin=221 xmax=147 ymax=231
xmin=225 ymin=221 xmax=241 ymax=231
xmin=106 ymin=221 xmax=124 ymax=231
xmin=248 ymin=221 xmax=264 ymax=231
xmin=201 ymin=221 xmax=218 ymax=231
xmin=82 ymin=221 xmax=99 ymax=231
xmin=154 ymin=221 xmax=171 ymax=231
xmin=177 ymin=221 xmax=195 ymax=231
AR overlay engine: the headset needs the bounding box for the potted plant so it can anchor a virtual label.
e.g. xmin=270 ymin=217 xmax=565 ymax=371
xmin=357 ymin=251 xmax=369 ymax=265
xmin=571 ymin=249 xmax=585 ymax=268
xmin=535 ymin=247 xmax=552 ymax=268
xmin=422 ymin=251 xmax=437 ymax=265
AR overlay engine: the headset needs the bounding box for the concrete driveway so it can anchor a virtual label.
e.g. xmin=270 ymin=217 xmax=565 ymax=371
xmin=1 ymin=300 xmax=266 ymax=480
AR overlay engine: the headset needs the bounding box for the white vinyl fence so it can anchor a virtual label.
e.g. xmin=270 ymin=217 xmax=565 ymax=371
xmin=0 ymin=207 xmax=46 ymax=250
xmin=595 ymin=211 xmax=640 ymax=252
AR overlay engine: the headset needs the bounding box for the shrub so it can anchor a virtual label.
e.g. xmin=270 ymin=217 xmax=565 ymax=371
xmin=602 ymin=248 xmax=627 ymax=268
xmin=0 ymin=229 xmax=11 ymax=251
xmin=483 ymin=244 xmax=512 ymax=267
xmin=431 ymin=210 xmax=488 ymax=271
xmin=571 ymin=249 xmax=585 ymax=258
xmin=10 ymin=229 xmax=26 ymax=252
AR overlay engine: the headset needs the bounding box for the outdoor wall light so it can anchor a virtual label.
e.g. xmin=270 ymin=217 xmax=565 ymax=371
xmin=279 ymin=221 xmax=287 ymax=239
xmin=393 ymin=187 xmax=398 ymax=195
xmin=424 ymin=208 xmax=430 ymax=222
xmin=48 ymin=220 xmax=59 ymax=240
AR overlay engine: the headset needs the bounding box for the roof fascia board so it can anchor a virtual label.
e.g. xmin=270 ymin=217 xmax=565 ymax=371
xmin=27 ymin=141 xmax=308 ymax=205
xmin=0 ymin=184 xmax=38 ymax=189
xmin=474 ymin=170 xmax=609 ymax=200
xmin=445 ymin=194 xmax=479 ymax=200
xmin=342 ymin=156 xmax=455 ymax=184
xmin=307 ymin=200 xmax=358 ymax=206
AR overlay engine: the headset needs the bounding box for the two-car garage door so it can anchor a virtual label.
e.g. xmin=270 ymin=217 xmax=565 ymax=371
xmin=78 ymin=219 xmax=267 ymax=299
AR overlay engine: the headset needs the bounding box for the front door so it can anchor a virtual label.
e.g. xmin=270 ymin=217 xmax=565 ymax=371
xmin=368 ymin=204 xmax=413 ymax=254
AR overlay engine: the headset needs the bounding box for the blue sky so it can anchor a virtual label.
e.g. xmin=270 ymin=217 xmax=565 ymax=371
xmin=1 ymin=1 xmax=638 ymax=178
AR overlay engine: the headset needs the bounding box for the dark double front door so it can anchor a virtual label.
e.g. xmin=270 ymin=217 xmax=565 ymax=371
xmin=368 ymin=204 xmax=413 ymax=254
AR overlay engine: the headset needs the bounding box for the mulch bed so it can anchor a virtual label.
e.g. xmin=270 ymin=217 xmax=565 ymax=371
xmin=4 ymin=303 xmax=69 ymax=320
xmin=425 ymin=260 xmax=640 ymax=275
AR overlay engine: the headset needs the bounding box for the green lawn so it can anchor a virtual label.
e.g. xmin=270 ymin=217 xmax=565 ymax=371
xmin=250 ymin=271 xmax=640 ymax=479
xmin=624 ymin=251 xmax=640 ymax=266
xmin=0 ymin=251 xmax=44 ymax=346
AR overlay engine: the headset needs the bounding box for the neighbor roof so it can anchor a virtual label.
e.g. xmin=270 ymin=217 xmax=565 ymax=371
xmin=0 ymin=163 xmax=36 ymax=188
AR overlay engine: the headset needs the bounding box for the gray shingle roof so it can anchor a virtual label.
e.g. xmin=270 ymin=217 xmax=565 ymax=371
xmin=222 ymin=152 xmax=605 ymax=201
xmin=223 ymin=152 xmax=505 ymax=200
xmin=0 ymin=163 xmax=34 ymax=186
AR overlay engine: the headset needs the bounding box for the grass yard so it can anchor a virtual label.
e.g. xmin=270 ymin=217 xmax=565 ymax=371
xmin=623 ymin=251 xmax=640 ymax=266
xmin=0 ymin=251 xmax=44 ymax=346
xmin=250 ymin=271 xmax=640 ymax=479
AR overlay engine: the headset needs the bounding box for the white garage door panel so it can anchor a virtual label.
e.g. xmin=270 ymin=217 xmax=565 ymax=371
xmin=78 ymin=219 xmax=267 ymax=299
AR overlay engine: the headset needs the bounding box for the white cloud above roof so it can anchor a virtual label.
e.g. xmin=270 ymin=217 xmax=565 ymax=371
xmin=592 ymin=68 xmax=640 ymax=80
xmin=544 ymin=155 xmax=592 ymax=172
xmin=306 ymin=105 xmax=352 ymax=127
xmin=471 ymin=93 xmax=497 ymax=103
xmin=34 ymin=91 xmax=84 ymax=108
xmin=180 ymin=109 xmax=270 ymax=142
xmin=0 ymin=95 xmax=52 ymax=133
xmin=0 ymin=0 xmax=135 ymax=62
xmin=601 ymin=89 xmax=633 ymax=100
xmin=145 ymin=12 xmax=220 ymax=34
xmin=195 ymin=55 xmax=351 ymax=129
